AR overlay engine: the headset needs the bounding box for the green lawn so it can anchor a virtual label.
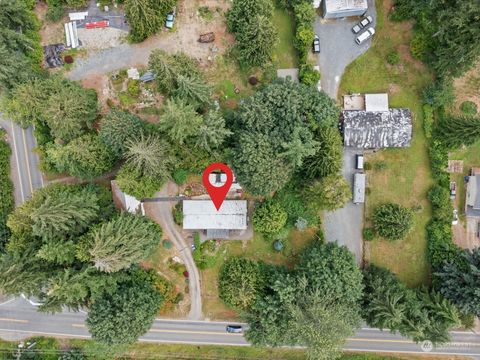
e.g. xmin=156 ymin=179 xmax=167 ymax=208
xmin=272 ymin=7 xmax=297 ymax=69
xmin=339 ymin=0 xmax=434 ymax=287
xmin=202 ymin=228 xmax=318 ymax=320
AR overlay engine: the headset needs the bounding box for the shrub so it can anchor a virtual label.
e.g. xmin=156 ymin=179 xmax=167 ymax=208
xmin=386 ymin=50 xmax=400 ymax=65
xmin=0 ymin=135 xmax=14 ymax=251
xmin=373 ymin=203 xmax=414 ymax=240
xmin=363 ymin=228 xmax=375 ymax=241
xmin=172 ymin=168 xmax=188 ymax=185
xmin=423 ymin=79 xmax=455 ymax=109
xmin=127 ymin=79 xmax=140 ymax=98
xmin=294 ymin=26 xmax=314 ymax=64
xmin=64 ymin=55 xmax=74 ymax=64
xmin=253 ymin=200 xmax=288 ymax=235
xmin=198 ymin=6 xmax=214 ymax=22
xmin=423 ymin=104 xmax=434 ymax=138
xmin=162 ymin=240 xmax=173 ymax=249
xmin=410 ymin=32 xmax=428 ymax=61
xmin=363 ymin=162 xmax=372 ymax=170
xmin=299 ymin=64 xmax=320 ymax=86
xmin=46 ymin=0 xmax=64 ymax=22
xmin=460 ymin=101 xmax=478 ymax=115
xmin=173 ymin=202 xmax=183 ymax=225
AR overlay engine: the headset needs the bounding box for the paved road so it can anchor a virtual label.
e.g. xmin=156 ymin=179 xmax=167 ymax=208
xmin=323 ymin=149 xmax=364 ymax=264
xmin=0 ymin=118 xmax=44 ymax=206
xmin=143 ymin=182 xmax=203 ymax=320
xmin=315 ymin=0 xmax=376 ymax=98
xmin=1 ymin=298 xmax=480 ymax=358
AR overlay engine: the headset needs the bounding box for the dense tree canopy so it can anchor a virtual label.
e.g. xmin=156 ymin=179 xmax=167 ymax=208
xmin=87 ymin=213 xmax=162 ymax=273
xmin=437 ymin=115 xmax=480 ymax=149
xmin=5 ymin=76 xmax=98 ymax=142
xmin=125 ymin=0 xmax=176 ymax=42
xmin=373 ymin=203 xmax=414 ymax=240
xmin=226 ymin=0 xmax=276 ymax=67
xmin=303 ymin=126 xmax=343 ymax=179
xmin=392 ymin=0 xmax=480 ymax=77
xmin=219 ymin=257 xmax=264 ymax=311
xmin=253 ymin=200 xmax=288 ymax=235
xmin=305 ymin=175 xmax=351 ymax=211
xmin=244 ymin=241 xmax=363 ymax=359
xmin=86 ymin=270 xmax=163 ymax=345
xmin=435 ymin=248 xmax=480 ymax=317
xmin=47 ymin=134 xmax=115 ymax=179
xmin=232 ymin=80 xmax=340 ymax=195
xmin=363 ymin=266 xmax=460 ymax=344
xmin=99 ymin=109 xmax=145 ymax=158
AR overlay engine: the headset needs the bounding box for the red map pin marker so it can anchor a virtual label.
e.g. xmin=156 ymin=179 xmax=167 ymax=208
xmin=202 ymin=163 xmax=233 ymax=211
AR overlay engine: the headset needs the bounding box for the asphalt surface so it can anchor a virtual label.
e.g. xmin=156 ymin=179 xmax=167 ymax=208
xmin=323 ymin=149 xmax=364 ymax=264
xmin=1 ymin=297 xmax=480 ymax=358
xmin=314 ymin=0 xmax=377 ymax=98
xmin=0 ymin=118 xmax=44 ymax=206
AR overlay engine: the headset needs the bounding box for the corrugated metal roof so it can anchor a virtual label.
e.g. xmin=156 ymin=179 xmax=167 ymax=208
xmin=183 ymin=200 xmax=247 ymax=230
xmin=343 ymin=108 xmax=413 ymax=149
xmin=324 ymin=0 xmax=368 ymax=12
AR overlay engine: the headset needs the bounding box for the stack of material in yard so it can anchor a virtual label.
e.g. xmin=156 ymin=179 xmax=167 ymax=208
xmin=43 ymin=44 xmax=66 ymax=68
xmin=198 ymin=32 xmax=215 ymax=43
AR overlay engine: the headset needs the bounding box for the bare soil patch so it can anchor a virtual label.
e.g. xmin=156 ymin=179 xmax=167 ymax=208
xmin=453 ymin=61 xmax=480 ymax=113
xmin=35 ymin=2 xmax=67 ymax=45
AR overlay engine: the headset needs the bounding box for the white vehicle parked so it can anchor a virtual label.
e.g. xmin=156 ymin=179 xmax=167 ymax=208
xmin=352 ymin=16 xmax=373 ymax=34
xmin=355 ymin=27 xmax=375 ymax=45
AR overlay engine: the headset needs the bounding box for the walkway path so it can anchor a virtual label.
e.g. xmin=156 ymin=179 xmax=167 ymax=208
xmin=144 ymin=181 xmax=202 ymax=320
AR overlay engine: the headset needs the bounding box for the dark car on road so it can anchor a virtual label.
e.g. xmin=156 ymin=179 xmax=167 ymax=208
xmin=312 ymin=35 xmax=320 ymax=53
xmin=226 ymin=325 xmax=243 ymax=333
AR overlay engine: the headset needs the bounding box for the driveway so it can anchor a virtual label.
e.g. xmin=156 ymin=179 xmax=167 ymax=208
xmin=314 ymin=0 xmax=376 ymax=98
xmin=323 ymin=149 xmax=364 ymax=264
xmin=143 ymin=181 xmax=203 ymax=320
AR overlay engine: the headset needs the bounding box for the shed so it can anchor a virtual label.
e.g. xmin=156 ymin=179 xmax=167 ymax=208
xmin=353 ymin=173 xmax=365 ymax=204
xmin=139 ymin=71 xmax=156 ymax=82
xmin=322 ymin=0 xmax=368 ymax=19
xmin=127 ymin=67 xmax=140 ymax=80
xmin=466 ymin=174 xmax=480 ymax=217
xmin=365 ymin=93 xmax=389 ymax=112
xmin=342 ymin=108 xmax=413 ymax=149
xmin=69 ymin=11 xmax=88 ymax=21
xmin=183 ymin=200 xmax=247 ymax=230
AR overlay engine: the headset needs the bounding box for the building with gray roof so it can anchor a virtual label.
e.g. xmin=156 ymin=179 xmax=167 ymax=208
xmin=342 ymin=108 xmax=413 ymax=149
xmin=183 ymin=200 xmax=247 ymax=231
xmin=321 ymin=0 xmax=368 ymax=19
xmin=466 ymin=171 xmax=480 ymax=218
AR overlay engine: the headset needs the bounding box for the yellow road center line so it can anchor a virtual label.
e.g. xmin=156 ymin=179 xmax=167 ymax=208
xmin=22 ymin=128 xmax=34 ymax=194
xmin=0 ymin=318 xmax=29 ymax=323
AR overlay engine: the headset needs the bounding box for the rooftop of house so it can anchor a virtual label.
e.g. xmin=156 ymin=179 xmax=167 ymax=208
xmin=466 ymin=174 xmax=480 ymax=217
xmin=324 ymin=0 xmax=368 ymax=12
xmin=342 ymin=108 xmax=413 ymax=149
xmin=183 ymin=200 xmax=247 ymax=230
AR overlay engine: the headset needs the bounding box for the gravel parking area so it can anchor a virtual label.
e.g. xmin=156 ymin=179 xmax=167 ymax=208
xmin=314 ymin=0 xmax=376 ymax=98
xmin=323 ymin=148 xmax=364 ymax=264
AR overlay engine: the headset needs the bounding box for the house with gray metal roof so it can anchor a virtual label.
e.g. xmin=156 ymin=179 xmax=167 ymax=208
xmin=320 ymin=0 xmax=368 ymax=18
xmin=466 ymin=170 xmax=480 ymax=218
xmin=183 ymin=200 xmax=248 ymax=239
xmin=342 ymin=108 xmax=413 ymax=149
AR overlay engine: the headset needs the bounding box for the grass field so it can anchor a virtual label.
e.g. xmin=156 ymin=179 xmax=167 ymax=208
xmin=202 ymin=228 xmax=318 ymax=320
xmin=273 ymin=7 xmax=298 ymax=69
xmin=339 ymin=0 xmax=434 ymax=287
xmin=0 ymin=337 xmax=471 ymax=360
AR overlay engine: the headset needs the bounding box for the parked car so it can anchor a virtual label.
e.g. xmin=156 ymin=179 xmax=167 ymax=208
xmin=312 ymin=35 xmax=320 ymax=53
xmin=452 ymin=209 xmax=459 ymax=225
xmin=450 ymin=182 xmax=457 ymax=199
xmin=355 ymin=27 xmax=375 ymax=45
xmin=352 ymin=16 xmax=373 ymax=34
xmin=226 ymin=325 xmax=243 ymax=333
xmin=356 ymin=154 xmax=364 ymax=170
xmin=165 ymin=9 xmax=176 ymax=29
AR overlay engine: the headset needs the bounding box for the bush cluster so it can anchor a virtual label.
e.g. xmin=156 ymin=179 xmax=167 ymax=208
xmin=0 ymin=130 xmax=14 ymax=249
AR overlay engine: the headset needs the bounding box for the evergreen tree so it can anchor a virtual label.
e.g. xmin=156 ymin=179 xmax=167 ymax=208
xmin=373 ymin=203 xmax=414 ymax=240
xmin=194 ymin=111 xmax=232 ymax=152
xmin=99 ymin=109 xmax=144 ymax=158
xmin=158 ymin=98 xmax=203 ymax=145
xmin=30 ymin=192 xmax=99 ymax=240
xmin=304 ymin=126 xmax=343 ymax=179
xmin=305 ymin=175 xmax=351 ymax=211
xmin=89 ymin=214 xmax=162 ymax=273
xmin=173 ymin=74 xmax=212 ymax=108
xmin=437 ymin=116 xmax=480 ymax=149
xmin=124 ymin=134 xmax=173 ymax=179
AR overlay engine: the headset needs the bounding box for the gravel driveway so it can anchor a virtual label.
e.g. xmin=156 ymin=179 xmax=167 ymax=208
xmin=314 ymin=0 xmax=376 ymax=98
xmin=323 ymin=149 xmax=364 ymax=264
